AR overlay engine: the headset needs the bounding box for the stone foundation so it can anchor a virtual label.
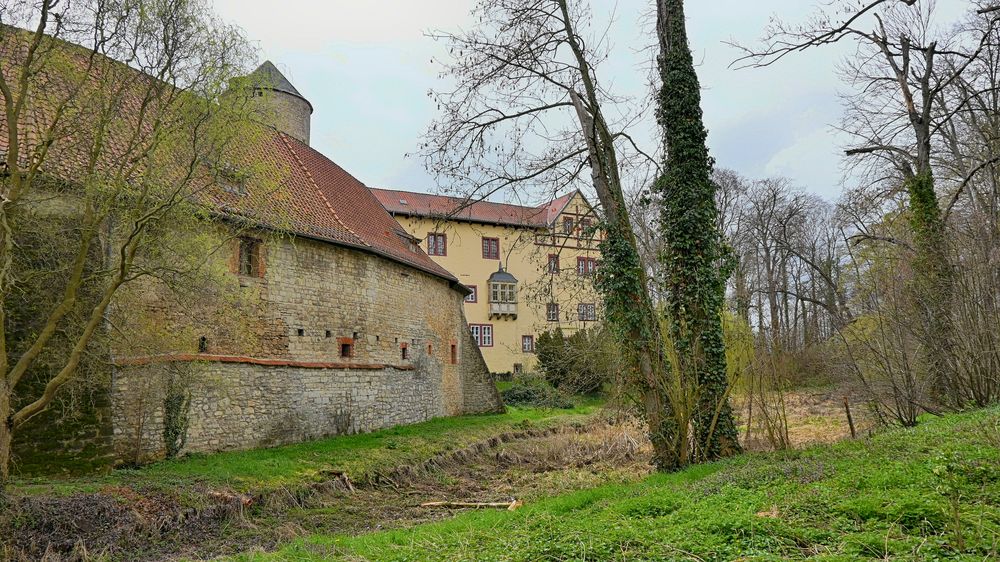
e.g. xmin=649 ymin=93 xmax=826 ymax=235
xmin=112 ymin=360 xmax=446 ymax=461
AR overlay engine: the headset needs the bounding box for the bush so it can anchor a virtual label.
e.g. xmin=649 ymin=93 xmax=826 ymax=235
xmin=536 ymin=327 xmax=615 ymax=394
xmin=500 ymin=381 xmax=574 ymax=409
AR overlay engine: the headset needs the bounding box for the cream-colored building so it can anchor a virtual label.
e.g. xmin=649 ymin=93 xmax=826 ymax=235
xmin=372 ymin=189 xmax=603 ymax=373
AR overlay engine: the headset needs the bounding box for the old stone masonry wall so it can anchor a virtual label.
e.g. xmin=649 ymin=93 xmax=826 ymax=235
xmin=112 ymin=235 xmax=502 ymax=462
xmin=112 ymin=362 xmax=443 ymax=460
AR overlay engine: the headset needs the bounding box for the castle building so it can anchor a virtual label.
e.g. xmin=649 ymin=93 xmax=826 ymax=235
xmin=6 ymin=54 xmax=503 ymax=472
xmin=110 ymin=63 xmax=506 ymax=461
xmin=372 ymin=189 xmax=604 ymax=374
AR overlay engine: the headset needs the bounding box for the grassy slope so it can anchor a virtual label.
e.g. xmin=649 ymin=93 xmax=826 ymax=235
xmin=13 ymin=402 xmax=600 ymax=498
xmin=230 ymin=408 xmax=1000 ymax=561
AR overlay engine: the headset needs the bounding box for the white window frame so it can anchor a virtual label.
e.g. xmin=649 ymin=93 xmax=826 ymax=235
xmin=470 ymin=324 xmax=494 ymax=347
xmin=521 ymin=335 xmax=535 ymax=353
xmin=546 ymin=303 xmax=560 ymax=322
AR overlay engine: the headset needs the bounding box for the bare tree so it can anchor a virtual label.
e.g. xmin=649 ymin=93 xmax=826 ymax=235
xmin=422 ymin=0 xmax=700 ymax=468
xmin=735 ymin=0 xmax=1000 ymax=409
xmin=0 ymin=0 xmax=262 ymax=489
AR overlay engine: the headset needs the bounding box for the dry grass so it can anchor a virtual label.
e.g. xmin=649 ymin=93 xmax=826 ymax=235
xmin=737 ymin=389 xmax=873 ymax=451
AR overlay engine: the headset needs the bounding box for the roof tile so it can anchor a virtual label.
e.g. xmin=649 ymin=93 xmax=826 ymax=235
xmin=371 ymin=188 xmax=577 ymax=228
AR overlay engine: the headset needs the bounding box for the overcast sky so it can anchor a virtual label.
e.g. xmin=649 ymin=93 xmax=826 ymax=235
xmin=212 ymin=0 xmax=969 ymax=202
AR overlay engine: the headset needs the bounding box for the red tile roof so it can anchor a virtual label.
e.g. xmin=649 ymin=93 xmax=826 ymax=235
xmin=371 ymin=188 xmax=577 ymax=228
xmin=272 ymin=134 xmax=457 ymax=282
xmin=0 ymin=30 xmax=458 ymax=285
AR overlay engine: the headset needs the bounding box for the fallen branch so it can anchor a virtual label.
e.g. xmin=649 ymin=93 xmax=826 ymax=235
xmin=420 ymin=500 xmax=523 ymax=511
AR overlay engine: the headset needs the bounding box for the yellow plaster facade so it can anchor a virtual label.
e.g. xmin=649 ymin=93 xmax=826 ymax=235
xmin=373 ymin=189 xmax=603 ymax=373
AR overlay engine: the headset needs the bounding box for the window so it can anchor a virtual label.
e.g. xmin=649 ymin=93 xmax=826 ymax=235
xmin=578 ymin=303 xmax=597 ymax=322
xmin=198 ymin=336 xmax=208 ymax=353
xmin=340 ymin=341 xmax=353 ymax=358
xmin=562 ymin=217 xmax=575 ymax=235
xmin=469 ymin=324 xmax=494 ymax=347
xmin=547 ymin=254 xmax=560 ymax=274
xmin=450 ymin=343 xmax=458 ymax=364
xmin=546 ymin=303 xmax=560 ymax=322
xmin=577 ymin=257 xmax=598 ymax=276
xmin=580 ymin=218 xmax=592 ymax=237
xmin=513 ymin=363 xmax=523 ymax=375
xmin=521 ymin=335 xmax=535 ymax=353
xmin=401 ymin=343 xmax=409 ymax=360
xmin=465 ymin=285 xmax=478 ymax=303
xmin=482 ymin=237 xmax=500 ymax=260
xmin=427 ymin=232 xmax=447 ymax=256
xmin=238 ymin=238 xmax=261 ymax=277
xmin=490 ymin=283 xmax=517 ymax=304
xmin=427 ymin=344 xmax=433 ymax=355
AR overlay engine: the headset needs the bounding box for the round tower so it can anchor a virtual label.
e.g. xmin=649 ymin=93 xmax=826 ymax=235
xmin=247 ymin=61 xmax=313 ymax=145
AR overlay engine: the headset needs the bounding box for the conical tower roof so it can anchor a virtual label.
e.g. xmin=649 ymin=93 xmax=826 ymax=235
xmin=248 ymin=60 xmax=313 ymax=112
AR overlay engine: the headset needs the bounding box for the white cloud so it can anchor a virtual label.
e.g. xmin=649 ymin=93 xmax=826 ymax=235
xmin=203 ymin=0 xmax=974 ymax=199
xmin=212 ymin=0 xmax=472 ymax=51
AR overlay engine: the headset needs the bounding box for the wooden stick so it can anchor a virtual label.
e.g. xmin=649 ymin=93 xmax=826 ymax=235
xmin=420 ymin=500 xmax=523 ymax=511
xmin=843 ymin=396 xmax=857 ymax=439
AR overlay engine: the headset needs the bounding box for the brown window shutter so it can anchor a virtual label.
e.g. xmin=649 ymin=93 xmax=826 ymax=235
xmin=229 ymin=239 xmax=240 ymax=274
xmin=257 ymin=241 xmax=267 ymax=278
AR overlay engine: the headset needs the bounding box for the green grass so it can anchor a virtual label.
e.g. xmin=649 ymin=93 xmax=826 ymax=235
xmin=228 ymin=408 xmax=1000 ymax=561
xmin=13 ymin=401 xmax=601 ymax=498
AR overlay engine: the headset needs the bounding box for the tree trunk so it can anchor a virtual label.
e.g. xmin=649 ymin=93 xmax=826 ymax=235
xmin=734 ymin=258 xmax=751 ymax=325
xmin=567 ymin=85 xmax=682 ymax=470
xmin=906 ymin=170 xmax=959 ymax=407
xmin=0 ymin=384 xmax=12 ymax=495
xmin=656 ymin=0 xmax=741 ymax=461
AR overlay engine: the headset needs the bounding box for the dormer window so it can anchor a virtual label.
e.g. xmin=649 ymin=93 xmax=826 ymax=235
xmin=488 ymin=266 xmax=518 ymax=319
xmin=397 ymin=232 xmax=420 ymax=253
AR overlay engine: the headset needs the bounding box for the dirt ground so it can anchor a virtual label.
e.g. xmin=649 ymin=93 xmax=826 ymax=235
xmin=3 ymin=392 xmax=863 ymax=561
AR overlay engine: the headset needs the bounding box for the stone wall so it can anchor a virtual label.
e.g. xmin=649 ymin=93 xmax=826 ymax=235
xmin=112 ymin=235 xmax=503 ymax=462
xmin=12 ymin=371 xmax=115 ymax=475
xmin=460 ymin=328 xmax=505 ymax=414
xmin=252 ymin=90 xmax=311 ymax=145
xmin=113 ymin=361 xmax=443 ymax=460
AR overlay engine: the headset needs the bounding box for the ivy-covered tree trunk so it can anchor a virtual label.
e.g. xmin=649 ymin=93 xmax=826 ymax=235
xmin=654 ymin=0 xmax=741 ymax=461
xmin=597 ymin=220 xmax=684 ymax=470
xmin=567 ymin=84 xmax=684 ymax=470
xmin=0 ymin=384 xmax=11 ymax=491
xmin=906 ymin=170 xmax=958 ymax=406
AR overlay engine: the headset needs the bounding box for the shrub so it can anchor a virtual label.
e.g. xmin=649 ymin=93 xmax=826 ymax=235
xmin=536 ymin=327 xmax=615 ymax=394
xmin=500 ymin=381 xmax=574 ymax=409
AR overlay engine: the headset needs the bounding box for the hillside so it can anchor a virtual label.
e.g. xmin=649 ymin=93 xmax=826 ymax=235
xmin=231 ymin=408 xmax=1000 ymax=561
